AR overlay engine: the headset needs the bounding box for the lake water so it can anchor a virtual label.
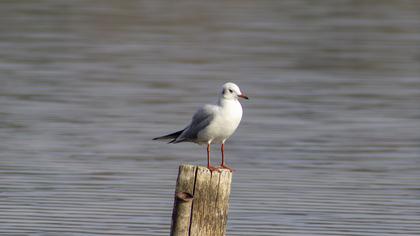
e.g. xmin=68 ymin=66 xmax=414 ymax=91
xmin=1 ymin=1 xmax=420 ymax=235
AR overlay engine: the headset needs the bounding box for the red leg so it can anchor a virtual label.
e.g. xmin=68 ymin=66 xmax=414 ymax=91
xmin=220 ymin=143 xmax=234 ymax=172
xmin=207 ymin=143 xmax=219 ymax=172
xmin=221 ymin=143 xmax=225 ymax=165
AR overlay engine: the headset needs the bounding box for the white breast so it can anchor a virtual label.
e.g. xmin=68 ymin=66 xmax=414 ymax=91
xmin=197 ymin=100 xmax=243 ymax=144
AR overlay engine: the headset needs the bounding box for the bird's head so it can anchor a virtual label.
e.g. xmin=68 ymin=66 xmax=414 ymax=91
xmin=220 ymin=82 xmax=249 ymax=101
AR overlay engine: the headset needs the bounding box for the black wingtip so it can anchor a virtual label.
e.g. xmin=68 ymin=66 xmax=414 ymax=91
xmin=153 ymin=129 xmax=184 ymax=142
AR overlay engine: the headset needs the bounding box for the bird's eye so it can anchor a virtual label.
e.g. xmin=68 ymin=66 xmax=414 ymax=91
xmin=228 ymin=89 xmax=233 ymax=93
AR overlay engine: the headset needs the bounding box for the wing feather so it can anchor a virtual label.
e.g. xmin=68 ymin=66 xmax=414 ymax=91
xmin=173 ymin=105 xmax=216 ymax=143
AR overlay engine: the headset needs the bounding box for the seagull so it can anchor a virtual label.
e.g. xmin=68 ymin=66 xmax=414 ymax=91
xmin=153 ymin=82 xmax=248 ymax=172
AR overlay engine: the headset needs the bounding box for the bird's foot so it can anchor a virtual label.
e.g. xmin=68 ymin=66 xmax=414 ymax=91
xmin=207 ymin=164 xmax=221 ymax=173
xmin=219 ymin=164 xmax=234 ymax=172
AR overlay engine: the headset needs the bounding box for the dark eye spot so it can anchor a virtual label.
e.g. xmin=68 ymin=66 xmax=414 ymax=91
xmin=228 ymin=89 xmax=233 ymax=93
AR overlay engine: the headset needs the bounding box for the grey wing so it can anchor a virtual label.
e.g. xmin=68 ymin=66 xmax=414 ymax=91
xmin=173 ymin=105 xmax=216 ymax=143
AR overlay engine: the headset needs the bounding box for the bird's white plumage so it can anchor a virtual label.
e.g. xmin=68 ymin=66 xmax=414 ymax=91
xmin=173 ymin=82 xmax=245 ymax=145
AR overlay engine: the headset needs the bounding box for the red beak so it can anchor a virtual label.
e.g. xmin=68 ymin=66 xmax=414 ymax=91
xmin=238 ymin=94 xmax=249 ymax=100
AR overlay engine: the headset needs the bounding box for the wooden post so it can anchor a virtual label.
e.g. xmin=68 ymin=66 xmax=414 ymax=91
xmin=170 ymin=164 xmax=233 ymax=236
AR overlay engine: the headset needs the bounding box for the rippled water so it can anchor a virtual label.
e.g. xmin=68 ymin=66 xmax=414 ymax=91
xmin=1 ymin=1 xmax=420 ymax=235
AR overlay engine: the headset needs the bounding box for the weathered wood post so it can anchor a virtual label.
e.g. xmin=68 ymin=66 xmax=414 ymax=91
xmin=170 ymin=164 xmax=233 ymax=236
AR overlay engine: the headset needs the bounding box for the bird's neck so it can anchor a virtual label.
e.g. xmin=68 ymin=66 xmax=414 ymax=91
xmin=218 ymin=97 xmax=239 ymax=108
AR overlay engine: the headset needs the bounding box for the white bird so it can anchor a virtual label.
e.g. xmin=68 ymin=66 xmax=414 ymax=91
xmin=153 ymin=82 xmax=248 ymax=172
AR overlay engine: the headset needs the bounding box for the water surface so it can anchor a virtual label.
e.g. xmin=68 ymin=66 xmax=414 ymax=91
xmin=1 ymin=1 xmax=420 ymax=235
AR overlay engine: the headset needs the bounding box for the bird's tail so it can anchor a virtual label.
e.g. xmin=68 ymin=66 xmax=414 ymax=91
xmin=153 ymin=129 xmax=184 ymax=143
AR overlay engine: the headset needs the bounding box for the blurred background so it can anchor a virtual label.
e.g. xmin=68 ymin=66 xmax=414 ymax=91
xmin=1 ymin=1 xmax=420 ymax=235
